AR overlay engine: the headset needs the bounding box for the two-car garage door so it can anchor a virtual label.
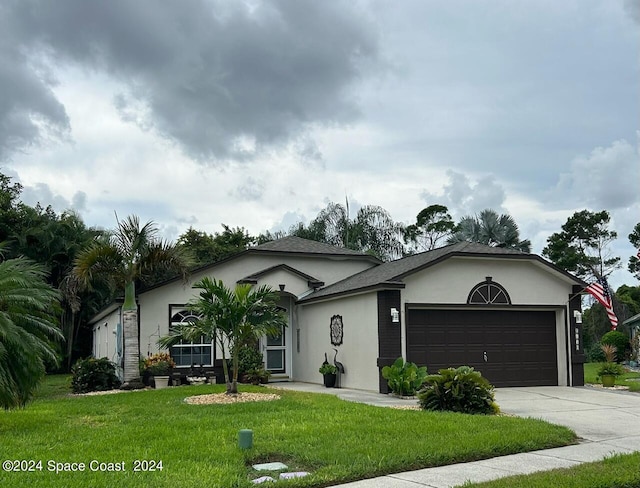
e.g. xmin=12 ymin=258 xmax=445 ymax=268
xmin=406 ymin=309 xmax=558 ymax=387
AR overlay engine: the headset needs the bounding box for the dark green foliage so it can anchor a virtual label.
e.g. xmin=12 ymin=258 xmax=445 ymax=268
xmin=629 ymin=223 xmax=640 ymax=279
xmin=236 ymin=343 xmax=264 ymax=375
xmin=418 ymin=366 xmax=499 ymax=415
xmin=448 ymin=209 xmax=531 ymax=252
xmin=542 ymin=209 xmax=620 ymax=279
xmin=586 ymin=342 xmax=606 ymax=363
xmin=404 ymin=204 xmax=456 ymax=252
xmin=177 ymin=224 xmax=254 ymax=268
xmin=597 ymin=362 xmax=625 ymax=377
xmin=601 ymin=331 xmax=630 ymax=362
xmin=0 ymin=255 xmax=63 ymax=409
xmin=71 ymin=357 xmax=121 ymax=393
xmin=382 ymin=357 xmax=428 ymax=396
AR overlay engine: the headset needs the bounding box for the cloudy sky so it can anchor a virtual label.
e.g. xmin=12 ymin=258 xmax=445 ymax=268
xmin=1 ymin=0 xmax=638 ymax=287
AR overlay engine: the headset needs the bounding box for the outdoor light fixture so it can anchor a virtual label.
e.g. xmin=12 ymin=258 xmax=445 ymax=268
xmin=573 ymin=310 xmax=582 ymax=324
xmin=279 ymin=284 xmax=286 ymax=291
xmin=390 ymin=308 xmax=400 ymax=323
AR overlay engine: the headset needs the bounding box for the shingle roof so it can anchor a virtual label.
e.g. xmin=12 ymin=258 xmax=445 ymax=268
xmin=253 ymin=236 xmax=381 ymax=261
xmin=299 ymin=241 xmax=581 ymax=303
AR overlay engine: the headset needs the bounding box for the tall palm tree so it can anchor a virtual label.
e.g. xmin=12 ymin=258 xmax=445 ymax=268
xmin=159 ymin=278 xmax=286 ymax=394
xmin=299 ymin=201 xmax=405 ymax=261
xmin=448 ymin=209 xmax=531 ymax=252
xmin=74 ymin=215 xmax=191 ymax=386
xmin=0 ymin=255 xmax=62 ymax=409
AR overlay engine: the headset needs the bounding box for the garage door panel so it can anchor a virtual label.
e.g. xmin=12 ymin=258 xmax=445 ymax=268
xmin=407 ymin=309 xmax=558 ymax=387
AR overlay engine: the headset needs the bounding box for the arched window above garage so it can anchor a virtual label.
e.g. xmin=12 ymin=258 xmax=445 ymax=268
xmin=467 ymin=277 xmax=511 ymax=305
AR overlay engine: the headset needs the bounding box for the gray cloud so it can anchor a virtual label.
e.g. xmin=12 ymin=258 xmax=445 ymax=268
xmin=625 ymin=0 xmax=640 ymax=24
xmin=554 ymin=136 xmax=640 ymax=209
xmin=421 ymin=171 xmax=507 ymax=218
xmin=20 ymin=182 xmax=86 ymax=213
xmin=232 ymin=177 xmax=264 ymax=201
xmin=0 ymin=20 xmax=70 ymax=161
xmin=2 ymin=0 xmax=379 ymax=163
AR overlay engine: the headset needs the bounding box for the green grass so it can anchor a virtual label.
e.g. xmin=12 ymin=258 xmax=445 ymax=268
xmin=461 ymin=452 xmax=640 ymax=488
xmin=584 ymin=362 xmax=640 ymax=391
xmin=0 ymin=375 xmax=576 ymax=488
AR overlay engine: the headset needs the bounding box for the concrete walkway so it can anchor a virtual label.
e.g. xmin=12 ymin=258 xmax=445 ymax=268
xmin=272 ymin=382 xmax=640 ymax=487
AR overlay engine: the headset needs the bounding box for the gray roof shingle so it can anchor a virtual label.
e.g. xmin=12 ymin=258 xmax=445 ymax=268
xmin=253 ymin=236 xmax=381 ymax=261
xmin=299 ymin=241 xmax=580 ymax=302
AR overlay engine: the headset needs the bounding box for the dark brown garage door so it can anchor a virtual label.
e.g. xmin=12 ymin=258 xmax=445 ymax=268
xmin=407 ymin=309 xmax=558 ymax=387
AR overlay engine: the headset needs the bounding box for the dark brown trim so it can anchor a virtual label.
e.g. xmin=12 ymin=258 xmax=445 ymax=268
xmin=569 ymin=285 xmax=585 ymax=386
xmin=405 ymin=302 xmax=566 ymax=311
xmin=237 ymin=263 xmax=325 ymax=288
xmin=299 ymin=283 xmax=405 ymax=305
xmin=377 ymin=290 xmax=402 ymax=394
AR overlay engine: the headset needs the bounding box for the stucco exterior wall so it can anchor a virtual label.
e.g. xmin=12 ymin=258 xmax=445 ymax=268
xmin=400 ymin=256 xmax=574 ymax=386
xmin=296 ymin=293 xmax=379 ymax=390
xmin=137 ymin=253 xmax=375 ymax=358
xmin=91 ymin=306 xmax=121 ymax=363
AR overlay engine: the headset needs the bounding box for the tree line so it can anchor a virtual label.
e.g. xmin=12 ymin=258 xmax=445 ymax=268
xmin=1 ymin=169 xmax=639 ymax=406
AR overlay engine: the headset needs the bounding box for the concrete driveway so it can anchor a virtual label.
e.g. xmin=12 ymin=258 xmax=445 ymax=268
xmin=277 ymin=382 xmax=640 ymax=487
xmin=495 ymin=386 xmax=640 ymax=446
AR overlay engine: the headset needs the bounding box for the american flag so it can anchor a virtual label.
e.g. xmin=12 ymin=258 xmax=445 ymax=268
xmin=585 ymin=277 xmax=618 ymax=330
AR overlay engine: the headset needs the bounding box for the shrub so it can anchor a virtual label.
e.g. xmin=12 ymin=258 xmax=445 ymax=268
xmin=319 ymin=363 xmax=338 ymax=375
xmin=143 ymin=352 xmax=176 ymax=375
xmin=71 ymin=357 xmax=121 ymax=394
xmin=382 ymin=357 xmax=428 ymax=396
xmin=236 ymin=344 xmax=264 ymax=375
xmin=586 ymin=342 xmax=606 ymax=362
xmin=417 ymin=366 xmax=499 ymax=415
xmin=601 ymin=331 xmax=629 ymax=362
xmin=597 ymin=362 xmax=625 ymax=377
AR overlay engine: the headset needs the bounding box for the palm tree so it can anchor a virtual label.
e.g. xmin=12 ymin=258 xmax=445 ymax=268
xmin=73 ymin=215 xmax=191 ymax=386
xmin=159 ymin=278 xmax=286 ymax=394
xmin=448 ymin=209 xmax=531 ymax=252
xmin=298 ymin=201 xmax=405 ymax=261
xmin=0 ymin=254 xmax=62 ymax=409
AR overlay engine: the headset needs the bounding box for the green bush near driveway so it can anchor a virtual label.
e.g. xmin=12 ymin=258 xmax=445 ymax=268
xmin=0 ymin=375 xmax=576 ymax=488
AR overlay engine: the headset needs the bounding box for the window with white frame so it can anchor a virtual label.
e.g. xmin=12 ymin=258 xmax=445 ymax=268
xmin=169 ymin=309 xmax=213 ymax=367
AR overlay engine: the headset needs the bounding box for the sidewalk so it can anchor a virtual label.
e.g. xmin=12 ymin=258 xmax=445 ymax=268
xmin=272 ymin=382 xmax=640 ymax=488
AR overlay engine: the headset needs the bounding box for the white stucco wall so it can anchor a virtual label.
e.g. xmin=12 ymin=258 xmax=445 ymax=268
xmin=296 ymin=293 xmax=379 ymax=390
xmin=136 ymin=253 xmax=376 ymax=360
xmin=399 ymin=256 xmax=575 ymax=386
xmin=91 ymin=306 xmax=121 ymax=364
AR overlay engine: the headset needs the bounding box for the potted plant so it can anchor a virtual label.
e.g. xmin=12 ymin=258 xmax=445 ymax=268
xmin=319 ymin=363 xmax=338 ymax=388
xmin=144 ymin=353 xmax=176 ymax=389
xmin=598 ymin=344 xmax=624 ymax=387
xmin=598 ymin=362 xmax=624 ymax=387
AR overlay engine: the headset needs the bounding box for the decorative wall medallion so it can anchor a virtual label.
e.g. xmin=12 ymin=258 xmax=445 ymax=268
xmin=330 ymin=315 xmax=344 ymax=346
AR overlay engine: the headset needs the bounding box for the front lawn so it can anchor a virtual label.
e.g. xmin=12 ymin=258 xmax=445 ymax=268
xmin=584 ymin=362 xmax=640 ymax=392
xmin=462 ymin=452 xmax=640 ymax=488
xmin=0 ymin=375 xmax=575 ymax=488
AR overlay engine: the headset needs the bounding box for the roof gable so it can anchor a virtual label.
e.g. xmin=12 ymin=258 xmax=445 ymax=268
xmin=237 ymin=263 xmax=324 ymax=288
xmin=253 ymin=236 xmax=382 ymax=261
xmin=300 ymin=241 xmax=585 ymax=303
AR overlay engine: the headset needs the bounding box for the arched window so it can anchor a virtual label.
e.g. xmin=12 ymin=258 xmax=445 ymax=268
xmin=169 ymin=308 xmax=211 ymax=367
xmin=467 ymin=277 xmax=511 ymax=305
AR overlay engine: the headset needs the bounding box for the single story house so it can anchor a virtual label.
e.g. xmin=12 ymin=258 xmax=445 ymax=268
xmin=90 ymin=236 xmax=588 ymax=392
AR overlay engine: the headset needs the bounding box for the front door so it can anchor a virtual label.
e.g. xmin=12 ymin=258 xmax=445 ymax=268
xmin=260 ymin=298 xmax=292 ymax=379
xmin=264 ymin=324 xmax=286 ymax=374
